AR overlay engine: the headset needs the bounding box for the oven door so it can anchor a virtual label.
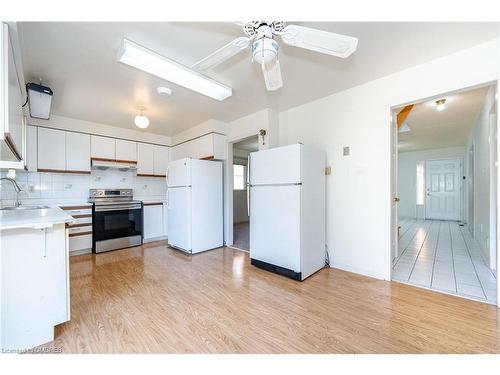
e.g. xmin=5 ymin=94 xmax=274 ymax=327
xmin=93 ymin=203 xmax=143 ymax=252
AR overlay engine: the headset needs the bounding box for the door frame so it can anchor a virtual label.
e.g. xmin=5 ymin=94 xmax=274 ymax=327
xmin=468 ymin=143 xmax=475 ymax=236
xmin=423 ymin=157 xmax=463 ymax=221
xmin=389 ymin=82 xmax=499 ymax=307
xmin=224 ymin=132 xmax=261 ymax=250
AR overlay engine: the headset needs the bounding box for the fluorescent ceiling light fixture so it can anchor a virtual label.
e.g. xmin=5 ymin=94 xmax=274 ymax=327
xmin=118 ymin=39 xmax=232 ymax=101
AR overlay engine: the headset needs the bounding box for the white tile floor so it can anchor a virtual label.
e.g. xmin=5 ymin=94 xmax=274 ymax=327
xmin=393 ymin=218 xmax=497 ymax=304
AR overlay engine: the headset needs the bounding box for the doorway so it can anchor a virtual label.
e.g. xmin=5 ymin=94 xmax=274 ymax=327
xmin=230 ymin=135 xmax=259 ymax=251
xmin=391 ymin=84 xmax=498 ymax=305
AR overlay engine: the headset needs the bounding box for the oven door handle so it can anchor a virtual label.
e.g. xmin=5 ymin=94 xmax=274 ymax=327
xmin=95 ymin=205 xmax=143 ymax=212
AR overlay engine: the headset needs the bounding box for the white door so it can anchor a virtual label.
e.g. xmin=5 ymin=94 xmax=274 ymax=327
xmin=167 ymin=158 xmax=191 ymax=187
xmin=391 ymin=111 xmax=399 ymax=261
xmin=154 ymin=145 xmax=170 ymax=176
xmin=90 ymin=135 xmax=115 ymax=159
xmin=37 ymin=127 xmax=66 ymax=171
xmin=143 ymin=204 xmax=164 ymax=240
xmin=167 ymin=187 xmax=192 ymax=251
xmin=250 ymin=144 xmax=301 ymax=185
xmin=137 ymin=143 xmax=155 ymax=175
xmin=425 ymin=159 xmax=461 ymax=220
xmin=250 ymin=185 xmax=301 ymax=272
xmin=65 ymin=131 xmax=90 ymax=172
xmin=115 ymin=139 xmax=137 ymax=162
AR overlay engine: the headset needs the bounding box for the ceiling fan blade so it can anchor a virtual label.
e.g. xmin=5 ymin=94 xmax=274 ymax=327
xmin=191 ymin=37 xmax=251 ymax=71
xmin=261 ymin=59 xmax=283 ymax=91
xmin=280 ymin=25 xmax=358 ymax=58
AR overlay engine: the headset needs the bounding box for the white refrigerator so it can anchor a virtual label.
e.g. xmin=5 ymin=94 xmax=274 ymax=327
xmin=167 ymin=158 xmax=223 ymax=254
xmin=249 ymin=144 xmax=326 ymax=280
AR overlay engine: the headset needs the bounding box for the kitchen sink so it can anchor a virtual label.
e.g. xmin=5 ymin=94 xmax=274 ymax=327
xmin=0 ymin=205 xmax=50 ymax=211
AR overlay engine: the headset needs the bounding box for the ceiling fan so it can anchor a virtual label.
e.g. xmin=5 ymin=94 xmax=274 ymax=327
xmin=191 ymin=21 xmax=358 ymax=92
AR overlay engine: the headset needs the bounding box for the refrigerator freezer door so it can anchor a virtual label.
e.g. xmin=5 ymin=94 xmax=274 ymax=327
xmin=167 ymin=158 xmax=191 ymax=188
xmin=250 ymin=144 xmax=301 ymax=185
xmin=250 ymin=185 xmax=301 ymax=273
xmin=167 ymin=186 xmax=192 ymax=251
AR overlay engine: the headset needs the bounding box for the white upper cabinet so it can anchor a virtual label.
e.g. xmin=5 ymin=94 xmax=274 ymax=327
xmin=137 ymin=142 xmax=154 ymax=176
xmin=1 ymin=22 xmax=26 ymax=168
xmin=65 ymin=131 xmax=90 ymax=173
xmin=153 ymin=145 xmax=170 ymax=176
xmin=26 ymin=125 xmax=37 ymax=172
xmin=38 ymin=127 xmax=66 ymax=171
xmin=115 ymin=139 xmax=137 ymax=162
xmin=198 ymin=133 xmax=226 ymax=160
xmin=91 ymin=135 xmax=115 ymax=160
xmin=171 ymin=133 xmax=226 ymax=161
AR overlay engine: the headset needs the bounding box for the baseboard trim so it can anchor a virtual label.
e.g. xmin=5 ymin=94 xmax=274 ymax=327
xmin=70 ymin=248 xmax=92 ymax=256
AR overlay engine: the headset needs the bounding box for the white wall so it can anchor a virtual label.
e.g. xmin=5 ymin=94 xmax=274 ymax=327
xmin=278 ymin=39 xmax=499 ymax=280
xmin=28 ymin=114 xmax=171 ymax=146
xmin=398 ymin=147 xmax=465 ymax=218
xmin=171 ymin=119 xmax=229 ymax=145
xmin=465 ymin=86 xmax=497 ymax=267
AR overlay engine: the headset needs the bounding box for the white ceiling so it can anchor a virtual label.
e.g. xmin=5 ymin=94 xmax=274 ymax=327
xmin=397 ymin=86 xmax=491 ymax=152
xmin=18 ymin=22 xmax=499 ymax=136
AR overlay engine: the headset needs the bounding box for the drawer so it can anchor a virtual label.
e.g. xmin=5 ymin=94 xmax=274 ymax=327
xmin=68 ymin=225 xmax=92 ymax=235
xmin=63 ymin=208 xmax=92 ymax=216
xmin=68 ymin=233 xmax=92 ymax=252
xmin=68 ymin=215 xmax=92 ymax=226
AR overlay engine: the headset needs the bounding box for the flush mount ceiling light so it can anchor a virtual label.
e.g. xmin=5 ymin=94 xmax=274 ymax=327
xmin=157 ymin=86 xmax=172 ymax=96
xmin=118 ymin=39 xmax=232 ymax=101
xmin=435 ymin=98 xmax=447 ymax=111
xmin=134 ymin=109 xmax=149 ymax=129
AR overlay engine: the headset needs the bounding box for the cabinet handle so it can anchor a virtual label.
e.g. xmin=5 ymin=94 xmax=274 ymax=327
xmin=43 ymin=228 xmax=47 ymax=258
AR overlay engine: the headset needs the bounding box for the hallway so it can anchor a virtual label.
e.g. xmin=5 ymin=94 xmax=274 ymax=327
xmin=393 ymin=218 xmax=497 ymax=304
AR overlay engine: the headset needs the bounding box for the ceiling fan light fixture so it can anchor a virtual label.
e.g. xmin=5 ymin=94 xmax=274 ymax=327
xmin=252 ymin=37 xmax=279 ymax=65
xmin=435 ymin=98 xmax=446 ymax=111
xmin=134 ymin=109 xmax=149 ymax=129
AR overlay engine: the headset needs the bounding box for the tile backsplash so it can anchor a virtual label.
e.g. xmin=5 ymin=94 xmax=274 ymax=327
xmin=0 ymin=169 xmax=166 ymax=205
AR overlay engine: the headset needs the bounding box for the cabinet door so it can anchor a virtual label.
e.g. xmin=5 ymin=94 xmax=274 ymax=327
xmin=212 ymin=133 xmax=226 ymax=160
xmin=26 ymin=125 xmax=37 ymax=172
xmin=91 ymin=135 xmax=115 ymax=160
xmin=137 ymin=142 xmax=154 ymax=176
xmin=163 ymin=202 xmax=168 ymax=238
xmin=115 ymin=139 xmax=137 ymax=162
xmin=65 ymin=131 xmax=90 ymax=173
xmin=38 ymin=127 xmax=66 ymax=172
xmin=197 ymin=135 xmax=213 ymax=159
xmin=153 ymin=145 xmax=170 ymax=176
xmin=143 ymin=204 xmax=164 ymax=239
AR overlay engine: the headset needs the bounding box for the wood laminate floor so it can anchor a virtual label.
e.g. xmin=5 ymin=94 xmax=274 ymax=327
xmin=44 ymin=242 xmax=500 ymax=353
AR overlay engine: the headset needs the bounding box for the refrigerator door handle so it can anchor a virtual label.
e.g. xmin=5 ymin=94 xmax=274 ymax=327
xmin=166 ymin=189 xmax=170 ymax=210
xmin=246 ymin=155 xmax=251 ymax=218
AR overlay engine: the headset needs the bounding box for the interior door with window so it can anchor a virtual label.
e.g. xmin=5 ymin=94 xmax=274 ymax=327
xmin=425 ymin=159 xmax=461 ymax=220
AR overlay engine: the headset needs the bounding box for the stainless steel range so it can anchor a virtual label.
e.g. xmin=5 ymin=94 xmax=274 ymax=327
xmin=89 ymin=189 xmax=143 ymax=253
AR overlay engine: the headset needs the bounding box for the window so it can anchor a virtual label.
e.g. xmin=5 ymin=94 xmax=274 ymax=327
xmin=416 ymin=161 xmax=425 ymax=205
xmin=233 ymin=165 xmax=246 ymax=190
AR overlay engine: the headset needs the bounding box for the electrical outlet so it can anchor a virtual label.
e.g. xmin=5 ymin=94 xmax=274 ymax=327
xmin=325 ymin=166 xmax=332 ymax=175
xmin=343 ymin=146 xmax=350 ymax=156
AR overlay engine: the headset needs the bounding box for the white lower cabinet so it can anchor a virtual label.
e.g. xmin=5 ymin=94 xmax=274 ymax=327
xmin=60 ymin=206 xmax=93 ymax=254
xmin=1 ymin=224 xmax=70 ymax=350
xmin=143 ymin=203 xmax=166 ymax=241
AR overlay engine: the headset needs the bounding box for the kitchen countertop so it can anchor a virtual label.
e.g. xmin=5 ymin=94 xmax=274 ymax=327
xmin=0 ymin=206 xmax=75 ymax=231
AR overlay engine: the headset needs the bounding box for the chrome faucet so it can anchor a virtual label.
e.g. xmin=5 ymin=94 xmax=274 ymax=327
xmin=0 ymin=177 xmax=24 ymax=207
